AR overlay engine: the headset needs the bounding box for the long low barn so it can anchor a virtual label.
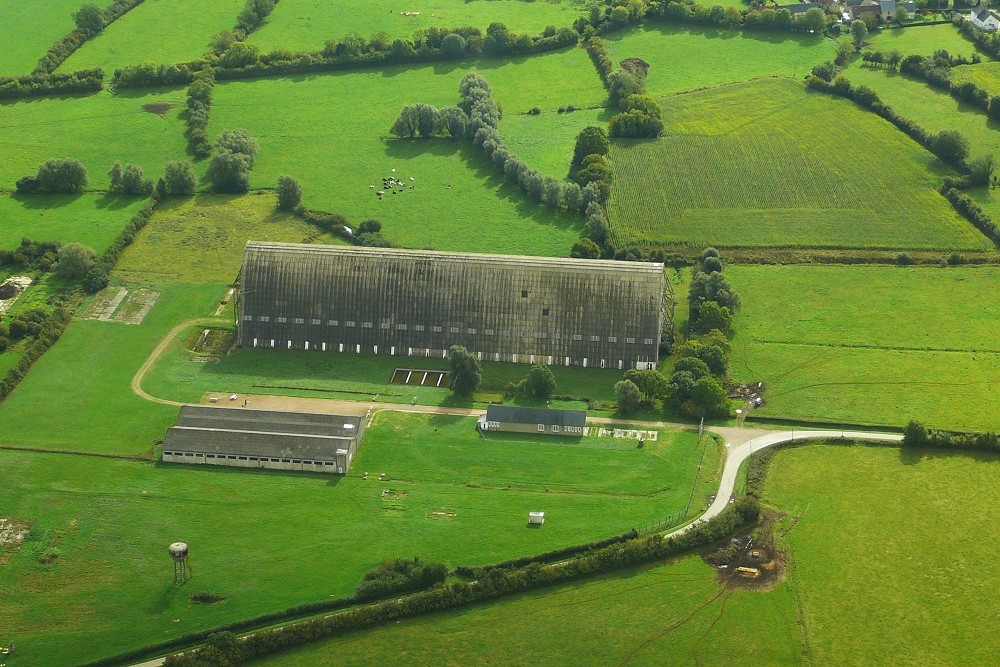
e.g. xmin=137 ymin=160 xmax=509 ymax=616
xmin=478 ymin=405 xmax=586 ymax=437
xmin=236 ymin=243 xmax=666 ymax=370
xmin=162 ymin=405 xmax=364 ymax=474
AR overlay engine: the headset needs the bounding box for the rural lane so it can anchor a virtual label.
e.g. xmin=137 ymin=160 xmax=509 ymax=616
xmin=663 ymin=429 xmax=904 ymax=539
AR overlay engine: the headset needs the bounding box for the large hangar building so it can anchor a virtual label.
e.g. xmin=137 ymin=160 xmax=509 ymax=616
xmin=236 ymin=243 xmax=666 ymax=370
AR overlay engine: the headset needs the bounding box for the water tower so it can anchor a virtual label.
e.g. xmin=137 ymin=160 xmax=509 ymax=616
xmin=168 ymin=542 xmax=189 ymax=582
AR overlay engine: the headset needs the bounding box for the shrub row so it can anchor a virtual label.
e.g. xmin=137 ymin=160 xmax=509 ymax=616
xmin=112 ymin=24 xmax=576 ymax=89
xmin=79 ymin=200 xmax=158 ymax=293
xmin=457 ymin=74 xmax=595 ymax=214
xmin=940 ymin=187 xmax=1000 ymax=248
xmin=186 ymin=70 xmax=216 ymax=158
xmin=355 ymin=557 xmax=448 ymax=601
xmin=455 ymin=530 xmax=640 ymax=578
xmin=805 ymin=74 xmax=970 ymax=170
xmin=0 ymin=68 xmax=103 ymax=99
xmin=584 ymin=36 xmax=613 ymax=85
xmin=903 ymin=420 xmax=999 ymax=451
xmin=0 ymin=297 xmax=78 ymax=402
xmin=35 ymin=0 xmax=146 ymax=74
xmin=165 ymin=500 xmax=759 ymax=666
xmin=234 ymin=0 xmax=279 ymax=38
xmin=648 ymin=0 xmax=828 ymax=35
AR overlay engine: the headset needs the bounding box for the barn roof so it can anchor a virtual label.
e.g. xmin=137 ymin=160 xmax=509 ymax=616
xmin=485 ymin=404 xmax=587 ymax=428
xmin=236 ymin=242 xmax=667 ymax=365
xmin=163 ymin=406 xmax=362 ymax=461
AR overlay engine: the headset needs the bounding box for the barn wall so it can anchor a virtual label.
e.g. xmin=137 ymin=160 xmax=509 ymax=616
xmin=237 ymin=244 xmax=666 ymax=368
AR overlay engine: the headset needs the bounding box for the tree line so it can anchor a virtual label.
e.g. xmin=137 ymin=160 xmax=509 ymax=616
xmin=614 ymin=248 xmax=740 ymax=420
xmin=34 ymin=0 xmax=145 ymax=75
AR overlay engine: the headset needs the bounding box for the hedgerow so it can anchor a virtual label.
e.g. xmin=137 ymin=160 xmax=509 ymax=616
xmin=163 ymin=501 xmax=759 ymax=666
xmin=34 ymin=0 xmax=146 ymax=75
xmin=0 ymin=69 xmax=103 ymax=99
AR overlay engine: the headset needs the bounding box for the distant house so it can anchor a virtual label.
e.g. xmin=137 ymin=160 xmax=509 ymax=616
xmin=776 ymin=1 xmax=822 ymax=14
xmin=478 ymin=405 xmax=586 ymax=437
xmin=848 ymin=0 xmax=881 ymax=20
xmin=970 ymin=6 xmax=1000 ymax=30
xmin=879 ymin=0 xmax=916 ymax=19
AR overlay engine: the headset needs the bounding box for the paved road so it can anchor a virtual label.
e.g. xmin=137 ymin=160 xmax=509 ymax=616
xmin=663 ymin=429 xmax=903 ymax=539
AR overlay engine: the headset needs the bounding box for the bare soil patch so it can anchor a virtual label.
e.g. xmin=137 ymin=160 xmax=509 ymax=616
xmin=705 ymin=511 xmax=786 ymax=591
xmin=0 ymin=518 xmax=32 ymax=565
xmin=142 ymin=102 xmax=173 ymax=115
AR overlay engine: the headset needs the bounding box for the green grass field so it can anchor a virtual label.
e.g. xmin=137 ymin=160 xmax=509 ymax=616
xmin=500 ymin=107 xmax=611 ymax=179
xmin=603 ymin=25 xmax=835 ymax=97
xmin=142 ymin=333 xmax=625 ymax=407
xmin=0 ymin=415 xmax=718 ymax=666
xmin=953 ymin=60 xmax=1000 ymax=96
xmin=0 ymin=0 xmax=107 ymax=76
xmin=0 ymin=193 xmax=147 ymax=252
xmin=0 ymin=88 xmax=188 ymax=192
xmin=845 ymin=65 xmax=1000 ymax=162
xmin=250 ymin=0 xmax=596 ymax=53
xmin=256 ymin=442 xmax=1000 ymax=667
xmin=866 ymin=23 xmax=980 ymax=58
xmin=59 ymin=0 xmax=244 ymax=72
xmin=0 ymin=282 xmax=223 ymax=455
xmin=607 ymin=78 xmax=987 ymax=251
xmin=727 ymin=264 xmax=1000 ymax=431
xmin=207 ymin=51 xmax=605 ymax=255
xmin=766 ymin=444 xmax=1000 ymax=665
xmin=253 ymin=556 xmax=802 ymax=666
xmin=114 ymin=193 xmax=347 ymax=284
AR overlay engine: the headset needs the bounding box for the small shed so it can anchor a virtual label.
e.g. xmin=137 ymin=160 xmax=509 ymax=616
xmin=479 ymin=405 xmax=586 ymax=437
xmin=528 ymin=512 xmax=545 ymax=525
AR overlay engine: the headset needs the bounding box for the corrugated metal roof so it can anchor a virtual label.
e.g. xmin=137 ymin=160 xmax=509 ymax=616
xmin=485 ymin=405 xmax=587 ymax=428
xmin=163 ymin=406 xmax=362 ymax=461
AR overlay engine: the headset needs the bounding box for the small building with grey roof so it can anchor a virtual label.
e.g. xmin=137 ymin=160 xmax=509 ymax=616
xmin=478 ymin=404 xmax=586 ymax=437
xmin=162 ymin=405 xmax=365 ymax=473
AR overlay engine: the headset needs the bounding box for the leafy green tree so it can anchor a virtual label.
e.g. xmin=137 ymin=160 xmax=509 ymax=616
xmin=572 ymin=126 xmax=610 ymax=165
xmin=276 ymin=175 xmax=302 ymax=210
xmin=852 ymin=18 xmax=868 ymax=46
xmin=440 ymin=106 xmax=469 ymax=139
xmin=798 ymin=7 xmax=826 ymax=33
xmin=73 ymin=3 xmax=105 ymax=35
xmin=108 ymin=162 xmax=123 ymax=191
xmin=902 ymin=419 xmax=929 ymax=447
xmin=215 ymin=129 xmax=260 ymax=165
xmin=689 ymin=271 xmax=741 ymax=318
xmin=570 ymin=238 xmax=601 ymax=259
xmin=358 ymin=219 xmax=382 ymax=234
xmin=607 ymin=69 xmax=645 ymax=106
xmin=674 ymin=356 xmax=711 ymax=380
xmin=691 ymin=301 xmax=734 ymax=337
xmin=893 ymin=6 xmax=908 ymax=24
xmin=110 ymin=163 xmax=152 ymax=196
xmin=574 ymin=154 xmax=613 ymax=186
xmin=441 ymin=33 xmax=467 ymax=56
xmin=677 ymin=340 xmax=727 ymax=377
xmin=36 ymin=159 xmax=88 ymax=194
xmin=163 ymin=161 xmax=197 ymax=196
xmin=523 ymin=364 xmax=557 ymax=399
xmin=219 ymin=42 xmax=261 ymax=68
xmin=416 ymin=103 xmax=440 ymax=137
xmin=686 ymin=376 xmax=730 ymax=418
xmin=664 ymin=370 xmax=695 ymax=412
xmin=614 ymin=379 xmax=642 ymax=415
xmin=391 ymin=105 xmax=420 ymax=138
xmin=623 ymin=368 xmax=669 ymax=403
xmin=969 ymin=153 xmax=995 ymax=186
xmin=448 ymin=345 xmax=481 ymax=398
xmin=930 ymin=130 xmax=970 ymax=165
xmin=55 ymin=243 xmax=96 ymax=280
xmin=206 ymin=151 xmax=253 ymax=193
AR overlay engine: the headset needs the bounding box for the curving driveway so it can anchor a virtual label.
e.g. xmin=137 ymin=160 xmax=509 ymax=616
xmin=664 ymin=429 xmax=903 ymax=539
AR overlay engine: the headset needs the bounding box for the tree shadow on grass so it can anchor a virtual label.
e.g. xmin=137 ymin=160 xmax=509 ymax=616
xmin=9 ymin=193 xmax=84 ymax=210
xmin=898 ymin=445 xmax=1000 ymax=466
xmin=95 ymin=193 xmax=145 ymax=211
